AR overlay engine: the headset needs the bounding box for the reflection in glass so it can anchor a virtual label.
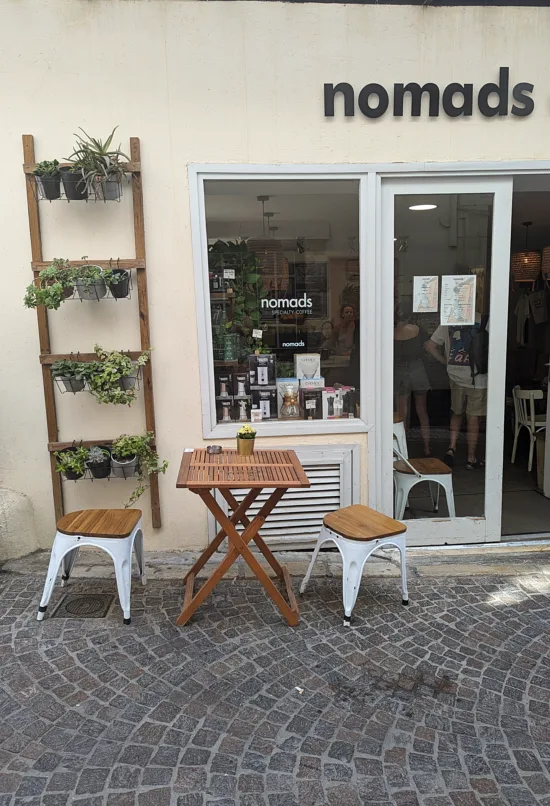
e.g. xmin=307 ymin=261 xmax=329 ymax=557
xmin=394 ymin=194 xmax=493 ymax=519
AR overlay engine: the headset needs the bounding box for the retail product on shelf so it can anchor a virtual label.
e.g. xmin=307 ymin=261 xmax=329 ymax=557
xmin=300 ymin=377 xmax=325 ymax=391
xmin=323 ymin=388 xmax=344 ymax=419
xmin=215 ymin=372 xmax=232 ymax=398
xmin=301 ymin=388 xmax=323 ymax=420
xmin=233 ymin=372 xmax=250 ymax=397
xmin=251 ymin=387 xmax=278 ymax=420
xmin=276 ymin=378 xmax=300 ymax=418
xmin=216 ymin=397 xmax=234 ymax=422
xmin=249 ymin=354 xmax=276 ymax=386
xmin=294 ymin=353 xmax=321 ymax=380
xmin=234 ymin=396 xmax=252 ymax=422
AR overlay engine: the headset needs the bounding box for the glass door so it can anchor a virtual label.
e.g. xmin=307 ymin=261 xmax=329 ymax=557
xmin=380 ymin=177 xmax=513 ymax=545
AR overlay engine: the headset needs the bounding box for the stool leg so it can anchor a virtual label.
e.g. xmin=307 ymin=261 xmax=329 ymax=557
xmin=61 ymin=547 xmax=79 ymax=586
xmin=113 ymin=546 xmax=132 ymax=625
xmin=443 ymin=478 xmax=456 ymax=518
xmin=133 ymin=527 xmax=146 ymax=585
xmin=340 ymin=539 xmax=366 ymax=626
xmin=398 ymin=535 xmax=409 ymax=606
xmin=300 ymin=528 xmax=329 ymax=595
xmin=37 ymin=534 xmax=66 ymax=621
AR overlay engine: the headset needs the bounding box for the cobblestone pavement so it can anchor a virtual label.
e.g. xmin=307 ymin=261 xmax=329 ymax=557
xmin=1 ymin=571 xmax=550 ymax=806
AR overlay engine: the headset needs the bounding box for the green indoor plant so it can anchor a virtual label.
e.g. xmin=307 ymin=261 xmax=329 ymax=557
xmin=33 ymin=159 xmax=61 ymax=200
xmin=67 ymin=126 xmax=129 ymax=201
xmin=108 ymin=269 xmax=131 ymax=299
xmin=87 ymin=345 xmax=149 ymax=405
xmin=51 ymin=359 xmax=93 ymax=393
xmin=86 ymin=445 xmax=112 ymax=479
xmin=208 ymin=240 xmax=269 ymax=358
xmin=54 ymin=446 xmax=88 ymax=481
xmin=111 ymin=432 xmax=168 ymax=505
xmin=24 ymin=258 xmax=74 ymax=310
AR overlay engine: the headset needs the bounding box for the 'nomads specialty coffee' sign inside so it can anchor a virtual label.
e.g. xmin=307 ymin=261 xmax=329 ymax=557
xmin=324 ymin=67 xmax=534 ymax=119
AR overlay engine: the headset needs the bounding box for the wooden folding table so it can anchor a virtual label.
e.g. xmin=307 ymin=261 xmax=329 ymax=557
xmin=176 ymin=448 xmax=310 ymax=626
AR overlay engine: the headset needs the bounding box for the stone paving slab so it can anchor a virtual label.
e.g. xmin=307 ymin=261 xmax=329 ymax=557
xmin=0 ymin=568 xmax=550 ymax=805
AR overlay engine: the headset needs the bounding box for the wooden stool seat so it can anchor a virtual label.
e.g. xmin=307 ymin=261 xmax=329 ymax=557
xmin=393 ymin=457 xmax=451 ymax=476
xmin=57 ymin=509 xmax=143 ymax=539
xmin=393 ymin=412 xmax=404 ymax=424
xmin=324 ymin=504 xmax=406 ymax=541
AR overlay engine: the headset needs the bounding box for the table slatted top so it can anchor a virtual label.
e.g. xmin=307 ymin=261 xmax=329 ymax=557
xmin=177 ymin=448 xmax=310 ymax=489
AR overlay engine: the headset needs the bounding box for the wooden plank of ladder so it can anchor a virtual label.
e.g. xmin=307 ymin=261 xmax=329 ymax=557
xmin=22 ymin=134 xmax=64 ymax=523
xmin=130 ymin=137 xmax=161 ymax=529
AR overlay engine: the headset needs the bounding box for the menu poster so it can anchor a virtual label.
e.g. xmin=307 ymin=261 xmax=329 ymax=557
xmin=440 ymin=275 xmax=476 ymax=326
xmin=413 ymin=275 xmax=439 ymax=313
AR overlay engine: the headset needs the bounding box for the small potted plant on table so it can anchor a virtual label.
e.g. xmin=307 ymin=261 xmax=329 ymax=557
xmin=86 ymin=446 xmax=112 ymax=479
xmin=33 ymin=159 xmax=61 ymax=200
xmin=54 ymin=447 xmax=89 ymax=481
xmin=236 ymin=424 xmax=256 ymax=456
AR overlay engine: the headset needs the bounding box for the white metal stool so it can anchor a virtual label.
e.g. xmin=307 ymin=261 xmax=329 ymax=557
xmin=300 ymin=504 xmax=408 ymax=625
xmin=393 ymin=413 xmax=408 ymax=458
xmin=37 ymin=509 xmax=145 ymax=625
xmin=393 ymin=448 xmax=455 ymax=520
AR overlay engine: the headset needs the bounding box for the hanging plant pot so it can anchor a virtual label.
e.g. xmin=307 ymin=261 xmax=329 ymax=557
xmin=58 ymin=376 xmax=85 ymax=394
xmin=111 ymin=454 xmax=138 ymax=479
xmin=63 ymin=468 xmax=84 ymax=481
xmin=108 ymin=270 xmax=130 ymax=299
xmin=119 ymin=365 xmax=139 ymax=391
xmin=87 ymin=447 xmax=112 ymax=479
xmin=59 ymin=166 xmax=88 ymax=201
xmin=37 ymin=176 xmax=61 ymax=201
xmin=76 ymin=278 xmax=107 ymax=301
xmin=96 ymin=177 xmax=122 ymax=201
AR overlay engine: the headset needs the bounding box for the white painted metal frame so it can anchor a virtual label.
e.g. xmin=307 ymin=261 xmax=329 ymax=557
xmin=188 ymin=168 xmax=376 ymax=439
xmin=380 ymin=176 xmax=513 ymax=545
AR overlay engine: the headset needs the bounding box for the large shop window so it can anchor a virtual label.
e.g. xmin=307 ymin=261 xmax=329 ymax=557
xmin=204 ymin=180 xmax=360 ymax=428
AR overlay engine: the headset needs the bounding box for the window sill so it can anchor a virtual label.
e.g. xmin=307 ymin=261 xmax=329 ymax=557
xmin=205 ymin=418 xmax=370 ymax=439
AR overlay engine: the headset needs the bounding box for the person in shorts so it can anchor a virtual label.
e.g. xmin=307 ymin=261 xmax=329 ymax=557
xmin=425 ymin=320 xmax=487 ymax=469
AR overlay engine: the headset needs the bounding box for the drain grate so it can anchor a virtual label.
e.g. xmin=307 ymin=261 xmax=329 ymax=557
xmin=51 ymin=593 xmax=115 ymax=619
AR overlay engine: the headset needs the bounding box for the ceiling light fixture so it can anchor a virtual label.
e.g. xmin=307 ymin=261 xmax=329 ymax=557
xmin=409 ymin=203 xmax=438 ymax=211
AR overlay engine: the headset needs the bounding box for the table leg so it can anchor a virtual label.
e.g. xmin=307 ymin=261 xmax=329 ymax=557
xmin=182 ymin=488 xmax=261 ymax=583
xmin=219 ymin=488 xmax=284 ymax=581
xmin=176 ymin=487 xmax=299 ymax=627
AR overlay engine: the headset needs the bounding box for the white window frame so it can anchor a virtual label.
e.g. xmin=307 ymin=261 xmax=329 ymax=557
xmin=189 ymin=169 xmax=376 ymax=439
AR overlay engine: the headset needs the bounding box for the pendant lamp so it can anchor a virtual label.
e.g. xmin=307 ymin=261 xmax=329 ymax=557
xmin=248 ymin=196 xmax=288 ymax=291
xmin=511 ymin=221 xmax=541 ymax=282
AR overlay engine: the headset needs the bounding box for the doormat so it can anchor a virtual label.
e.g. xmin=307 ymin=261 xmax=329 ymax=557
xmin=51 ymin=593 xmax=115 ymax=619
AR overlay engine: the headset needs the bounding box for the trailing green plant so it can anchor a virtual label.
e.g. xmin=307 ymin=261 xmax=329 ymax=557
xmin=87 ymin=344 xmax=149 ymax=405
xmin=67 ymin=127 xmax=129 ymax=197
xmin=54 ymin=447 xmax=88 ymax=477
xmin=111 ymin=432 xmax=168 ymax=506
xmin=208 ymin=240 xmax=268 ymax=353
xmin=24 ymin=258 xmax=73 ymax=310
xmin=51 ymin=360 xmax=95 ymax=381
xmin=33 ymin=159 xmax=60 ymax=177
xmin=86 ymin=446 xmax=110 ymax=465
xmin=73 ymin=263 xmax=113 ymax=291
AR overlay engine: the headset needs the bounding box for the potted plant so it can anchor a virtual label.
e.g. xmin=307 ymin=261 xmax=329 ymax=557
xmin=86 ymin=445 xmax=112 ymax=479
xmin=74 ymin=264 xmax=109 ymax=300
xmin=59 ymin=165 xmax=88 ymax=201
xmin=67 ymin=127 xmax=129 ymax=201
xmin=236 ymin=424 xmax=256 ymax=456
xmin=51 ymin=359 xmax=92 ymax=393
xmin=108 ymin=269 xmax=130 ymax=299
xmin=111 ymin=432 xmax=168 ymax=505
xmin=23 ymin=258 xmax=74 ymax=310
xmin=88 ymin=345 xmax=149 ymax=404
xmin=33 ymin=159 xmax=61 ymax=201
xmin=54 ymin=447 xmax=88 ymax=481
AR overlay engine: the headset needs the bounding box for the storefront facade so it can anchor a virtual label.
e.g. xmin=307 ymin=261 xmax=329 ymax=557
xmin=2 ymin=1 xmax=550 ymax=552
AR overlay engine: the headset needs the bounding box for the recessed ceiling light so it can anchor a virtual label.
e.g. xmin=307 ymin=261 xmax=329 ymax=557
xmin=409 ymin=204 xmax=437 ymax=211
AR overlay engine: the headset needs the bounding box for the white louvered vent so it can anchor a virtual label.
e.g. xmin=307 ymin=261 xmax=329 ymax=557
xmin=209 ymin=444 xmax=360 ymax=548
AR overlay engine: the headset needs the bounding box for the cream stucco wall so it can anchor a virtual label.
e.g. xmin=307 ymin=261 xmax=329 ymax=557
xmin=1 ymin=0 xmax=549 ymax=551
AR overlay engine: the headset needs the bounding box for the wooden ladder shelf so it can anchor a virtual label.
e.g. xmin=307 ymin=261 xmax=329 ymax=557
xmin=22 ymin=134 xmax=161 ymax=528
